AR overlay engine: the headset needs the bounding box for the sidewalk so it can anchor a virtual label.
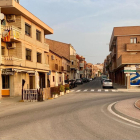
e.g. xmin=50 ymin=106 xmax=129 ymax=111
xmin=114 ymin=98 xmax=140 ymax=123
xmin=113 ymin=83 xmax=140 ymax=92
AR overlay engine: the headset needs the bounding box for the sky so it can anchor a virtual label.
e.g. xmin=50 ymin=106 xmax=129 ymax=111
xmin=20 ymin=0 xmax=140 ymax=64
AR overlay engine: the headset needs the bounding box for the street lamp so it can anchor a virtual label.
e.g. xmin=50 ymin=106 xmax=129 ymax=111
xmin=0 ymin=7 xmax=4 ymax=64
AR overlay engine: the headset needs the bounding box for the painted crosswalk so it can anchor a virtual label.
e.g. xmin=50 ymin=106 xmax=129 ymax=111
xmin=70 ymin=89 xmax=118 ymax=93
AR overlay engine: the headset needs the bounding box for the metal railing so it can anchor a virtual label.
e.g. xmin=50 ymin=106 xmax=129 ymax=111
xmin=23 ymin=89 xmax=38 ymax=102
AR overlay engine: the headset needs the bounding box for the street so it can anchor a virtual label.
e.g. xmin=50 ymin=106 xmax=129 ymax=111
xmin=0 ymin=78 xmax=140 ymax=140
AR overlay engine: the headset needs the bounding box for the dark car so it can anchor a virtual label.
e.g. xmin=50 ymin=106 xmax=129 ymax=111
xmin=82 ymin=78 xmax=89 ymax=83
xmin=65 ymin=79 xmax=77 ymax=89
xmin=75 ymin=79 xmax=83 ymax=85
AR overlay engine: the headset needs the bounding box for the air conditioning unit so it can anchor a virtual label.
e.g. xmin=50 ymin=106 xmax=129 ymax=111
xmin=51 ymin=55 xmax=55 ymax=60
xmin=6 ymin=42 xmax=16 ymax=49
xmin=6 ymin=15 xmax=16 ymax=22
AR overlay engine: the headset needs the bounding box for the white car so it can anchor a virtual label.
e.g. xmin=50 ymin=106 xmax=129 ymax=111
xmin=102 ymin=79 xmax=113 ymax=88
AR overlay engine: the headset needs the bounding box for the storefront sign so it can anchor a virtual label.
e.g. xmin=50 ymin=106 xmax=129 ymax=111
xmin=2 ymin=69 xmax=14 ymax=75
xmin=124 ymin=67 xmax=136 ymax=73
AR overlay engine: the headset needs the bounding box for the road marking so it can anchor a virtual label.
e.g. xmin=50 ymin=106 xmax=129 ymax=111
xmin=108 ymin=102 xmax=140 ymax=127
xmin=105 ymin=90 xmax=108 ymax=92
xmin=84 ymin=89 xmax=88 ymax=92
xmin=98 ymin=89 xmax=101 ymax=92
xmin=76 ymin=90 xmax=81 ymax=92
xmin=70 ymin=90 xmax=75 ymax=92
xmin=91 ymin=89 xmax=94 ymax=92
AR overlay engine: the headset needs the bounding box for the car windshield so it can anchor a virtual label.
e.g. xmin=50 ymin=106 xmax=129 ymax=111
xmin=104 ymin=80 xmax=112 ymax=82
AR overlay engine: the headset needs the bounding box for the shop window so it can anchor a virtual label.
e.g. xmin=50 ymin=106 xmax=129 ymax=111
xmin=2 ymin=75 xmax=9 ymax=89
xmin=36 ymin=30 xmax=41 ymax=41
xmin=37 ymin=52 xmax=42 ymax=63
xmin=1 ymin=46 xmax=5 ymax=55
xmin=130 ymin=38 xmax=137 ymax=44
xmin=25 ymin=23 xmax=31 ymax=36
xmin=26 ymin=49 xmax=32 ymax=61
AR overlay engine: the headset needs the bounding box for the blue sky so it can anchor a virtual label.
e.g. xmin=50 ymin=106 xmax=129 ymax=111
xmin=20 ymin=0 xmax=140 ymax=64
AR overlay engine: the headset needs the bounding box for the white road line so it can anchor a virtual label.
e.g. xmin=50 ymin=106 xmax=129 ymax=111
xmin=84 ymin=89 xmax=88 ymax=92
xmin=108 ymin=102 xmax=140 ymax=127
xmin=76 ymin=90 xmax=81 ymax=92
xmin=91 ymin=89 xmax=94 ymax=92
xmin=105 ymin=90 xmax=108 ymax=92
xmin=98 ymin=89 xmax=101 ymax=92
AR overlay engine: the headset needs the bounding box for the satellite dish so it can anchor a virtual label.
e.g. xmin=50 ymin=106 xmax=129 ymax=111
xmin=0 ymin=13 xmax=4 ymax=20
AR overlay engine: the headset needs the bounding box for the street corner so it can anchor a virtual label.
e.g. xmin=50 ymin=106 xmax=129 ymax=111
xmin=135 ymin=99 xmax=140 ymax=110
xmin=108 ymin=98 xmax=140 ymax=126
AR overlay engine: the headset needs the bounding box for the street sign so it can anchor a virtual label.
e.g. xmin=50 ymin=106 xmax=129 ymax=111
xmin=124 ymin=67 xmax=136 ymax=73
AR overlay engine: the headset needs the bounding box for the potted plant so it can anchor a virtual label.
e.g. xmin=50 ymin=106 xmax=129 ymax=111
xmin=52 ymin=92 xmax=58 ymax=99
xmin=65 ymin=87 xmax=70 ymax=94
xmin=60 ymin=85 xmax=65 ymax=96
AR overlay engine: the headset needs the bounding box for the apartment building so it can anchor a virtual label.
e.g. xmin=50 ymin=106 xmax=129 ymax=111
xmin=70 ymin=45 xmax=80 ymax=80
xmin=0 ymin=0 xmax=53 ymax=98
xmin=86 ymin=63 xmax=94 ymax=78
xmin=76 ymin=54 xmax=86 ymax=78
xmin=45 ymin=39 xmax=70 ymax=85
xmin=109 ymin=26 xmax=140 ymax=88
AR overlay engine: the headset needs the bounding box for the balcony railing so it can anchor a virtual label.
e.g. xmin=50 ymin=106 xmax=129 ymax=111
xmin=2 ymin=25 xmax=21 ymax=42
xmin=126 ymin=43 xmax=140 ymax=51
xmin=79 ymin=63 xmax=84 ymax=67
xmin=111 ymin=47 xmax=116 ymax=58
xmin=2 ymin=56 xmax=22 ymax=66
xmin=79 ymin=70 xmax=85 ymax=74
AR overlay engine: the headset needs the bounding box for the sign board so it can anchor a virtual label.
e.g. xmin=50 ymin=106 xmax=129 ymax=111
xmin=124 ymin=67 xmax=136 ymax=73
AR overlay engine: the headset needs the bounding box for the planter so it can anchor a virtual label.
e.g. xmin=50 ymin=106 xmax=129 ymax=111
xmin=66 ymin=90 xmax=69 ymax=94
xmin=60 ymin=92 xmax=64 ymax=96
xmin=53 ymin=94 xmax=58 ymax=99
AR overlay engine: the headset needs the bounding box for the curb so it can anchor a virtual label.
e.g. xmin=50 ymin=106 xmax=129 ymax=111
xmin=111 ymin=102 xmax=140 ymax=124
xmin=134 ymin=99 xmax=140 ymax=110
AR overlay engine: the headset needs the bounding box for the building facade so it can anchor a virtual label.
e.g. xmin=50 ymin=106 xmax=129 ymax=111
xmin=0 ymin=0 xmax=53 ymax=98
xmin=109 ymin=26 xmax=140 ymax=88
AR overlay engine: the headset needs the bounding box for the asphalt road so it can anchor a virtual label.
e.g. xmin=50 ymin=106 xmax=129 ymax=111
xmin=0 ymin=78 xmax=140 ymax=140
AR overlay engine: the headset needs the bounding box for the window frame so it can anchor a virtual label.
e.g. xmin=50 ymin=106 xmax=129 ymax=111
xmin=130 ymin=37 xmax=137 ymax=44
xmin=25 ymin=23 xmax=31 ymax=37
xmin=37 ymin=52 xmax=42 ymax=63
xmin=26 ymin=48 xmax=32 ymax=61
xmin=36 ymin=30 xmax=41 ymax=41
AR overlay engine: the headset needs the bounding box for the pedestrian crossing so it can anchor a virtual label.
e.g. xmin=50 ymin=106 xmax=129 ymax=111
xmin=70 ymin=89 xmax=118 ymax=93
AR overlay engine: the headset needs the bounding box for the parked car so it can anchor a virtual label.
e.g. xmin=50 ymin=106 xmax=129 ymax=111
xmin=75 ymin=79 xmax=83 ymax=85
xmin=65 ymin=79 xmax=77 ymax=89
xmin=82 ymin=78 xmax=88 ymax=83
xmin=102 ymin=79 xmax=113 ymax=89
xmin=101 ymin=78 xmax=106 ymax=84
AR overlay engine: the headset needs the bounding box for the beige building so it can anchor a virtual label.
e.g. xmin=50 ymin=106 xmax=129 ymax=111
xmin=0 ymin=0 xmax=53 ymax=98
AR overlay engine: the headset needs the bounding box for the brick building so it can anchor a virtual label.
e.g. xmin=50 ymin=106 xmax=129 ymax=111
xmin=45 ymin=39 xmax=70 ymax=85
xmin=109 ymin=26 xmax=140 ymax=88
xmin=0 ymin=0 xmax=53 ymax=98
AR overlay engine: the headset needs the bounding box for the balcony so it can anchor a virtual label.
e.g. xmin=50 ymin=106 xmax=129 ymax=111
xmin=2 ymin=56 xmax=22 ymax=66
xmin=55 ymin=64 xmax=58 ymax=70
xmin=112 ymin=62 xmax=117 ymax=70
xmin=126 ymin=43 xmax=140 ymax=51
xmin=79 ymin=63 xmax=84 ymax=67
xmin=43 ymin=43 xmax=49 ymax=52
xmin=79 ymin=70 xmax=85 ymax=74
xmin=117 ymin=54 xmax=140 ymax=68
xmin=1 ymin=25 xmax=21 ymax=42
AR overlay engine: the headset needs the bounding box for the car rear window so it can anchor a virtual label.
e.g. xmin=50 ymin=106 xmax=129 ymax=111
xmin=104 ymin=80 xmax=112 ymax=82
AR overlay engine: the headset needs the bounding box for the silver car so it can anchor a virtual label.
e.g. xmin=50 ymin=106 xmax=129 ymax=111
xmin=102 ymin=79 xmax=113 ymax=88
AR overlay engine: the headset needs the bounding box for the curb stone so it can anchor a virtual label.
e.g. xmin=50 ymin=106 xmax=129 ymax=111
xmin=134 ymin=100 xmax=140 ymax=110
xmin=111 ymin=102 xmax=140 ymax=124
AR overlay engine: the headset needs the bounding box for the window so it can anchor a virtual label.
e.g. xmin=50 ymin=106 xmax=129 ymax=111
xmin=130 ymin=38 xmax=137 ymax=44
xmin=53 ymin=76 xmax=55 ymax=82
xmin=26 ymin=49 xmax=31 ymax=61
xmin=1 ymin=46 xmax=5 ymax=55
xmin=2 ymin=75 xmax=9 ymax=89
xmin=25 ymin=23 xmax=31 ymax=36
xmin=60 ymin=77 xmax=61 ymax=82
xmin=37 ymin=52 xmax=42 ymax=63
xmin=72 ymin=61 xmax=74 ymax=65
xmin=36 ymin=30 xmax=41 ymax=41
